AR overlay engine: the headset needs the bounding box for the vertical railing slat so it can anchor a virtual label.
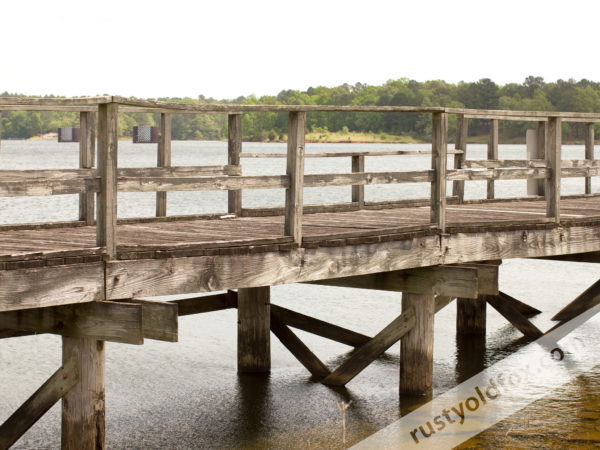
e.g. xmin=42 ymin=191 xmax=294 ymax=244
xmin=351 ymin=154 xmax=365 ymax=208
xmin=79 ymin=111 xmax=96 ymax=225
xmin=585 ymin=122 xmax=595 ymax=194
xmin=452 ymin=114 xmax=467 ymax=203
xmin=431 ymin=112 xmax=447 ymax=231
xmin=97 ymin=103 xmax=118 ymax=259
xmin=284 ymin=111 xmax=306 ymax=244
xmin=546 ymin=117 xmax=561 ymax=222
xmin=228 ymin=113 xmax=243 ymax=215
xmin=156 ymin=113 xmax=171 ymax=217
xmin=486 ymin=119 xmax=498 ymax=199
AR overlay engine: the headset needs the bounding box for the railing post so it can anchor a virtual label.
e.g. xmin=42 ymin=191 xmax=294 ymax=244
xmin=487 ymin=118 xmax=499 ymax=199
xmin=431 ymin=112 xmax=447 ymax=232
xmin=536 ymin=121 xmax=546 ymax=196
xmin=97 ymin=103 xmax=118 ymax=259
xmin=79 ymin=111 xmax=96 ymax=225
xmin=546 ymin=117 xmax=561 ymax=222
xmin=228 ymin=113 xmax=243 ymax=215
xmin=351 ymin=154 xmax=365 ymax=208
xmin=585 ymin=122 xmax=595 ymax=194
xmin=452 ymin=114 xmax=467 ymax=203
xmin=0 ymin=111 xmax=2 ymax=152
xmin=284 ymin=111 xmax=306 ymax=244
xmin=156 ymin=113 xmax=171 ymax=217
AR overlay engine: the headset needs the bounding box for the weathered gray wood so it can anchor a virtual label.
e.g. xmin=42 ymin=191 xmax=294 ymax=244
xmin=487 ymin=119 xmax=499 ymax=199
xmin=322 ymin=307 xmax=415 ymax=386
xmin=117 ymin=174 xmax=288 ymax=192
xmin=0 ymin=301 xmax=144 ymax=344
xmin=561 ymin=160 xmax=600 ymax=168
xmin=304 ymin=170 xmax=433 ymax=187
xmin=270 ymin=313 xmax=331 ymax=379
xmin=238 ymin=286 xmax=270 ymax=372
xmin=285 ymin=111 xmax=306 ymax=244
xmin=351 ymin=154 xmax=365 ymax=207
xmin=106 ymin=224 xmax=600 ymax=299
xmin=457 ymin=297 xmax=486 ymax=334
xmin=462 ymin=159 xmax=546 ymax=169
xmin=62 ymin=336 xmax=105 ymax=450
xmin=0 ymin=96 xmax=112 ymax=106
xmin=97 ymin=102 xmax=118 ymax=258
xmin=0 ymin=356 xmax=79 ymax=450
xmin=446 ymin=167 xmax=548 ymax=181
xmin=0 ymin=111 xmax=2 ymax=152
xmin=455 ymin=263 xmax=499 ymax=295
xmin=270 ymin=304 xmax=371 ymax=347
xmin=117 ymin=165 xmax=241 ymax=177
xmin=173 ymin=291 xmax=238 ymax=316
xmin=306 ymin=266 xmax=481 ymax=298
xmin=497 ymin=291 xmax=541 ymax=316
xmin=240 ymin=150 xmax=464 ymax=158
xmin=536 ymin=121 xmax=546 ymax=195
xmin=431 ymin=112 xmax=447 ymax=231
xmin=546 ymin=117 xmax=562 ymax=222
xmin=79 ymin=111 xmax=96 ymax=225
xmin=0 ymin=168 xmax=95 ymax=180
xmin=434 ymin=296 xmax=454 ymax=313
xmin=0 ymin=178 xmax=99 ymax=197
xmin=228 ymin=114 xmax=243 ymax=215
xmin=0 ymin=263 xmax=104 ymax=312
xmin=123 ymin=299 xmax=178 ymax=342
xmin=452 ymin=114 xmax=467 ymax=202
xmin=400 ymin=294 xmax=434 ymax=396
xmin=585 ymin=122 xmax=595 ymax=194
xmin=484 ymin=294 xmax=543 ymax=338
xmin=156 ymin=113 xmax=172 ymax=217
xmin=551 ymin=277 xmax=600 ymax=322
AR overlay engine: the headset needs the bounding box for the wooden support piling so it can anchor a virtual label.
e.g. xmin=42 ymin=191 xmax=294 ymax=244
xmin=456 ymin=297 xmax=486 ymax=334
xmin=546 ymin=117 xmax=561 ymax=222
xmin=97 ymin=103 xmax=118 ymax=259
xmin=237 ymin=286 xmax=270 ymax=372
xmin=585 ymin=122 xmax=595 ymax=194
xmin=487 ymin=119 xmax=499 ymax=199
xmin=431 ymin=112 xmax=447 ymax=231
xmin=156 ymin=113 xmax=171 ymax=217
xmin=400 ymin=293 xmax=434 ymax=396
xmin=284 ymin=112 xmax=306 ymax=244
xmin=484 ymin=294 xmax=543 ymax=338
xmin=452 ymin=114 xmax=467 ymax=202
xmin=228 ymin=114 xmax=242 ymax=215
xmin=351 ymin=154 xmax=365 ymax=207
xmin=61 ymin=337 xmax=105 ymax=450
xmin=79 ymin=111 xmax=95 ymax=225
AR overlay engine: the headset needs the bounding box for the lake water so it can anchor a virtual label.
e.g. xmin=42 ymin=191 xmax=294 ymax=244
xmin=0 ymin=140 xmax=599 ymax=448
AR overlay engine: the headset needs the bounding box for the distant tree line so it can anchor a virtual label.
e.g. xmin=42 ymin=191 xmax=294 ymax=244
xmin=2 ymin=76 xmax=600 ymax=142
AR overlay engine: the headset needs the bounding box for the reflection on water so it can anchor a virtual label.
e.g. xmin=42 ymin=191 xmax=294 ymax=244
xmin=1 ymin=141 xmax=599 ymax=448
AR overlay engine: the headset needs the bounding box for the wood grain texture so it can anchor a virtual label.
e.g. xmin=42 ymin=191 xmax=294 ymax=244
xmin=117 ymin=174 xmax=288 ymax=192
xmin=61 ymin=337 xmax=105 ymax=450
xmin=462 ymin=159 xmax=546 ymax=169
xmin=546 ymin=117 xmax=562 ymax=222
xmin=537 ymin=121 xmax=546 ymax=195
xmin=270 ymin=304 xmax=371 ymax=347
xmin=156 ymin=113 xmax=172 ymax=217
xmin=0 ymin=356 xmax=79 ymax=450
xmin=431 ymin=112 xmax=447 ymax=231
xmin=285 ymin=111 xmax=306 ymax=244
xmin=79 ymin=111 xmax=96 ymax=225
xmin=173 ymin=291 xmax=238 ymax=315
xmin=322 ymin=307 xmax=415 ymax=386
xmin=228 ymin=114 xmax=243 ymax=215
xmin=351 ymin=154 xmax=365 ymax=207
xmin=585 ymin=122 xmax=595 ymax=194
xmin=97 ymin=102 xmax=118 ymax=258
xmin=497 ymin=291 xmax=541 ymax=316
xmin=123 ymin=299 xmax=178 ymax=342
xmin=484 ymin=294 xmax=543 ymax=338
xmin=238 ymin=286 xmax=270 ymax=372
xmin=0 ymin=263 xmax=104 ymax=312
xmin=400 ymin=294 xmax=434 ymax=396
xmin=0 ymin=301 xmax=144 ymax=344
xmin=270 ymin=313 xmax=331 ymax=379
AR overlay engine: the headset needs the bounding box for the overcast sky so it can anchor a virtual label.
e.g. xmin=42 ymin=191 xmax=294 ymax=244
xmin=3 ymin=0 xmax=598 ymax=100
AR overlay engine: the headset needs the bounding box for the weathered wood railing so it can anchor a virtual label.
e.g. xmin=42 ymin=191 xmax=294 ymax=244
xmin=0 ymin=96 xmax=598 ymax=252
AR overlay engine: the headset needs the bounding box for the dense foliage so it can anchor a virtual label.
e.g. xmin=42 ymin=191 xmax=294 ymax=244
xmin=2 ymin=77 xmax=600 ymax=142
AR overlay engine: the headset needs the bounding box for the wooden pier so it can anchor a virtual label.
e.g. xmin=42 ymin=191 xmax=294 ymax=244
xmin=1 ymin=96 xmax=600 ymax=448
